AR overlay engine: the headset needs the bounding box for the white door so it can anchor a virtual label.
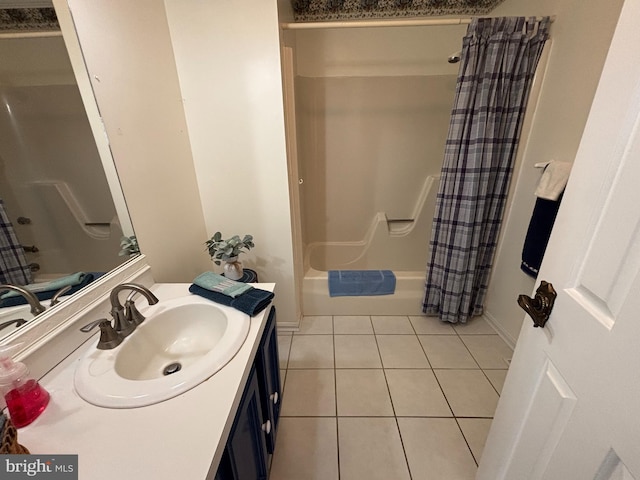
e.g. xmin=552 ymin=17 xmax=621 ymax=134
xmin=478 ymin=1 xmax=640 ymax=478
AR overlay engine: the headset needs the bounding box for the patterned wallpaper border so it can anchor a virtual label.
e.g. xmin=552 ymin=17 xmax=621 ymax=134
xmin=0 ymin=8 xmax=59 ymax=32
xmin=292 ymin=0 xmax=506 ymax=22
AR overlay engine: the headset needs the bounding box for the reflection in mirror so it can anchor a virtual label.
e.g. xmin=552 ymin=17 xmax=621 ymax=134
xmin=0 ymin=3 xmax=136 ymax=338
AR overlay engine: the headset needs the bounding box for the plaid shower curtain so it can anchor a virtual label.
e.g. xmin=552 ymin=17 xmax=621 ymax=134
xmin=0 ymin=199 xmax=32 ymax=286
xmin=423 ymin=17 xmax=550 ymax=323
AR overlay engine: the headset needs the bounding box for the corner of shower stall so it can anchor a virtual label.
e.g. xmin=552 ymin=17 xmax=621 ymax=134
xmin=301 ymin=175 xmax=440 ymax=316
xmin=281 ymin=20 xmax=552 ymax=325
xmin=281 ymin=24 xmax=462 ymax=317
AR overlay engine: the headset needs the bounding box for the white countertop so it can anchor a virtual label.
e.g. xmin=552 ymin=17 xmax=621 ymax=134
xmin=18 ymin=282 xmax=274 ymax=480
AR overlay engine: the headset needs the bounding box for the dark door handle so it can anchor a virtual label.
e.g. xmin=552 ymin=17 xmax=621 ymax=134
xmin=517 ymin=280 xmax=557 ymax=328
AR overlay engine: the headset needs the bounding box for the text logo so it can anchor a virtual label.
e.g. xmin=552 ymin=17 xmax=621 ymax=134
xmin=1 ymin=456 xmax=77 ymax=479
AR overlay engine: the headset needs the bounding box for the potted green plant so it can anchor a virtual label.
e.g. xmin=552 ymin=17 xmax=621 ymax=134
xmin=205 ymin=232 xmax=254 ymax=280
xmin=119 ymin=235 xmax=140 ymax=258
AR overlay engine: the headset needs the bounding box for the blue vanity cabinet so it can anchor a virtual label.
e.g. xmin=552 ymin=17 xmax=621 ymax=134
xmin=215 ymin=305 xmax=282 ymax=479
xmin=220 ymin=365 xmax=269 ymax=480
xmin=255 ymin=306 xmax=281 ymax=454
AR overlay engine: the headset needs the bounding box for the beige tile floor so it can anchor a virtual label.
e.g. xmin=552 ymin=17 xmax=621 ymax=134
xmin=270 ymin=315 xmax=513 ymax=480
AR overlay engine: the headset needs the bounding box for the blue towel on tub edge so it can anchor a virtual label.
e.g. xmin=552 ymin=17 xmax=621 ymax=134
xmin=188 ymin=284 xmax=274 ymax=316
xmin=328 ymin=270 xmax=396 ymax=297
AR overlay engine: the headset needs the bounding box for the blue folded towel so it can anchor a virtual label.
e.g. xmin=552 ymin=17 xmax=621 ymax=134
xmin=188 ymin=284 xmax=274 ymax=316
xmin=328 ymin=270 xmax=396 ymax=297
xmin=193 ymin=271 xmax=253 ymax=298
xmin=0 ymin=272 xmax=103 ymax=308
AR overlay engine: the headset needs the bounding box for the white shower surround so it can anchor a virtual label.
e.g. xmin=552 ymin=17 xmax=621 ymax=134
xmin=302 ymin=174 xmax=439 ymax=315
xmin=293 ymin=21 xmax=552 ymax=320
xmin=294 ymin=41 xmax=458 ymax=316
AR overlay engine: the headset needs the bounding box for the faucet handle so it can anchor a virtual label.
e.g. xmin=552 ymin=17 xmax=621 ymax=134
xmin=124 ymin=299 xmax=146 ymax=326
xmin=0 ymin=318 xmax=27 ymax=333
xmin=80 ymin=318 xmax=123 ymax=350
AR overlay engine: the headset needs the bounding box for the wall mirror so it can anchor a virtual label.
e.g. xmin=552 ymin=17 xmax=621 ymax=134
xmin=0 ymin=1 xmax=136 ymax=340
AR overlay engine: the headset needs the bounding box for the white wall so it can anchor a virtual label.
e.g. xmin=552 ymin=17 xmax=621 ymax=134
xmin=67 ymin=0 xmax=211 ymax=283
xmin=164 ymin=0 xmax=297 ymax=326
xmin=484 ymin=0 xmax=624 ymax=344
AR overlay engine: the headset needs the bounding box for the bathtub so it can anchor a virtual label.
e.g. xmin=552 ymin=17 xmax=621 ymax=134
xmin=302 ymin=175 xmax=439 ymax=316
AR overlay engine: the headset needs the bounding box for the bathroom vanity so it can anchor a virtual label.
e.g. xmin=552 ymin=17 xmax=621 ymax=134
xmin=17 ymin=282 xmax=280 ymax=480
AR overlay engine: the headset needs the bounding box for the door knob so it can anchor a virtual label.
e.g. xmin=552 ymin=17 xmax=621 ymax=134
xmin=517 ymin=281 xmax=557 ymax=328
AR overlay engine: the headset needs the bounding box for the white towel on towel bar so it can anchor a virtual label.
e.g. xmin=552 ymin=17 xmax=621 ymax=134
xmin=534 ymin=160 xmax=572 ymax=201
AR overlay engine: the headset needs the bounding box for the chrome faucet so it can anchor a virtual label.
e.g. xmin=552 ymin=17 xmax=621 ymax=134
xmin=80 ymin=318 xmax=123 ymax=350
xmin=0 ymin=284 xmax=46 ymax=315
xmin=50 ymin=285 xmax=72 ymax=306
xmin=109 ymin=283 xmax=159 ymax=338
xmin=80 ymin=283 xmax=159 ymax=350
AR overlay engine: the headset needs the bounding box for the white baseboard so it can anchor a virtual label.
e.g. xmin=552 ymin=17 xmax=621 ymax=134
xmin=276 ymin=321 xmax=300 ymax=332
xmin=483 ymin=311 xmax=518 ymax=350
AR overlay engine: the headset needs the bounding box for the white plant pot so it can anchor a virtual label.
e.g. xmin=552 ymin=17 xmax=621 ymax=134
xmin=223 ymin=257 xmax=244 ymax=280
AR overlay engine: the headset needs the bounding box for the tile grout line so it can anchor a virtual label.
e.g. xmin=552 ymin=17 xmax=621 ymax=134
xmin=338 ymin=315 xmax=414 ymax=479
xmin=376 ymin=316 xmax=415 ymax=480
xmin=417 ymin=321 xmax=481 ymax=467
xmin=451 ymin=321 xmax=508 ymax=466
xmin=451 ymin=325 xmax=484 ymax=371
xmin=278 ymin=414 xmax=493 ymax=418
xmin=331 ymin=316 xmax=341 ymax=480
xmin=416 ymin=330 xmax=456 ymax=420
xmin=454 ymin=415 xmax=481 ymax=467
xmin=454 ymin=326 xmax=507 ymax=397
xmin=277 ymin=316 xmax=505 ymax=478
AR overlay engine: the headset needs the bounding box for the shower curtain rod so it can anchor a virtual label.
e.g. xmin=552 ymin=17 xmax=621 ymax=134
xmin=0 ymin=30 xmax=61 ymax=39
xmin=281 ymin=15 xmax=554 ymax=30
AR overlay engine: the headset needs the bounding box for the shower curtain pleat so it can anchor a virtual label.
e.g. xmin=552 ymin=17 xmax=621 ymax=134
xmin=423 ymin=16 xmax=550 ymax=323
xmin=0 ymin=199 xmax=33 ymax=286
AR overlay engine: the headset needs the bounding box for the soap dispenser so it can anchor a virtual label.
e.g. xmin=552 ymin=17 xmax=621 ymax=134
xmin=0 ymin=345 xmax=50 ymax=428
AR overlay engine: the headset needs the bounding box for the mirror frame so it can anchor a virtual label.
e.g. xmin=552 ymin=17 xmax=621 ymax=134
xmin=53 ymin=0 xmax=134 ymax=238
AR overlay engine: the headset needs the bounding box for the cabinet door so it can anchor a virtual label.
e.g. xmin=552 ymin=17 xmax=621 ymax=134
xmin=214 ymin=451 xmax=232 ymax=480
xmin=256 ymin=306 xmax=281 ymax=454
xmin=224 ymin=366 xmax=268 ymax=480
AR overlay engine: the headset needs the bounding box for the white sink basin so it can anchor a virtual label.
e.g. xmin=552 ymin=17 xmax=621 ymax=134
xmin=74 ymin=295 xmax=250 ymax=408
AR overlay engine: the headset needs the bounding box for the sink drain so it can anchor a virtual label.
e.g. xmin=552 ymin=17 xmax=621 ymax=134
xmin=163 ymin=362 xmax=182 ymax=376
